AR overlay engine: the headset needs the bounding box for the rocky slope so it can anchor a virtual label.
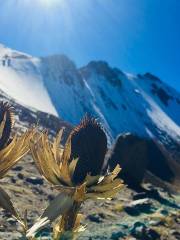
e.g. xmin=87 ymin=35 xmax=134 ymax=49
xmin=0 ymin=88 xmax=72 ymax=142
xmin=1 ymin=155 xmax=180 ymax=240
xmin=0 ymin=92 xmax=178 ymax=240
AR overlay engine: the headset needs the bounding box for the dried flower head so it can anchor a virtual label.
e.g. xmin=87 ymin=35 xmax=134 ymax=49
xmin=0 ymin=101 xmax=35 ymax=220
xmin=70 ymin=116 xmax=107 ymax=184
xmin=0 ymin=102 xmax=35 ymax=179
xmin=0 ymin=102 xmax=15 ymax=150
xmin=28 ymin=116 xmax=123 ymax=239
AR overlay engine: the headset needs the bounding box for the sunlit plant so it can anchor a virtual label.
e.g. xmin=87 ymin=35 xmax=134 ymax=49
xmin=0 ymin=102 xmax=36 ymax=237
xmin=28 ymin=116 xmax=123 ymax=239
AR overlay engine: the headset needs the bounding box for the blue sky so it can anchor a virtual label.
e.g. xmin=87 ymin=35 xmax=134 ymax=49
xmin=0 ymin=0 xmax=179 ymax=90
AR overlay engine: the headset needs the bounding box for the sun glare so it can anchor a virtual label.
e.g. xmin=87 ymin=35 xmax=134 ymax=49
xmin=39 ymin=0 xmax=60 ymax=7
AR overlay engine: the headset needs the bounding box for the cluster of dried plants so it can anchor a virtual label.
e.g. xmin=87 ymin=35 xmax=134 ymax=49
xmin=0 ymin=102 xmax=124 ymax=240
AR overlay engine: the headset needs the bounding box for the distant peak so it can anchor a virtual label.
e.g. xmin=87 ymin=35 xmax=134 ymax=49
xmin=137 ymin=72 xmax=161 ymax=82
xmin=80 ymin=60 xmax=122 ymax=89
xmin=85 ymin=60 xmax=123 ymax=75
xmin=42 ymin=54 xmax=76 ymax=70
xmin=87 ymin=60 xmax=109 ymax=69
xmin=0 ymin=43 xmax=32 ymax=59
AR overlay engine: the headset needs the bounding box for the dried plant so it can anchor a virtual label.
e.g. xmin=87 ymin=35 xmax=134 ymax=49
xmin=0 ymin=102 xmax=36 ymax=237
xmin=28 ymin=116 xmax=124 ymax=239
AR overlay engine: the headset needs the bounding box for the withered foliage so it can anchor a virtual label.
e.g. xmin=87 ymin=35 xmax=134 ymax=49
xmin=0 ymin=102 xmax=36 ymax=236
xmin=28 ymin=116 xmax=123 ymax=239
xmin=0 ymin=102 xmax=123 ymax=240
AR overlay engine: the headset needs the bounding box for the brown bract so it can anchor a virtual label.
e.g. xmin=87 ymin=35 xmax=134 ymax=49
xmin=28 ymin=117 xmax=124 ymax=238
xmin=0 ymin=102 xmax=35 ymax=221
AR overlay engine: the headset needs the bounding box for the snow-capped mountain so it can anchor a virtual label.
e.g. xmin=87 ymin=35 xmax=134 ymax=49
xmin=0 ymin=44 xmax=57 ymax=116
xmin=0 ymin=44 xmax=179 ymax=152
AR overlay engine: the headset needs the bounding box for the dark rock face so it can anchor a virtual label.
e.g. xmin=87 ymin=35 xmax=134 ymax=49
xmin=108 ymin=133 xmax=148 ymax=189
xmin=146 ymin=141 xmax=174 ymax=182
xmin=151 ymin=83 xmax=173 ymax=106
xmin=80 ymin=61 xmax=122 ymax=90
xmin=25 ymin=177 xmax=44 ymax=185
xmin=0 ymin=90 xmax=73 ymax=143
xmin=176 ymin=98 xmax=180 ymax=104
xmin=143 ymin=72 xmax=161 ymax=82
xmin=108 ymin=133 xmax=175 ymax=189
xmin=98 ymin=87 xmax=118 ymax=110
xmin=124 ymin=199 xmax=153 ymax=216
xmin=41 ymin=55 xmax=84 ymax=87
xmin=87 ymin=213 xmax=104 ymax=223
xmin=130 ymin=222 xmax=160 ymax=240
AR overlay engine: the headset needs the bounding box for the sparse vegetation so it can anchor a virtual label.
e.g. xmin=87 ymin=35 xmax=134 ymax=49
xmin=0 ymin=102 xmax=179 ymax=240
xmin=0 ymin=103 xmax=124 ymax=239
xmin=0 ymin=102 xmax=36 ymax=238
xmin=28 ymin=116 xmax=123 ymax=239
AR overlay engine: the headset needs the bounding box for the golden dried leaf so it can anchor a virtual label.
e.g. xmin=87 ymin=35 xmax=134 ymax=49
xmin=73 ymin=183 xmax=86 ymax=202
xmin=85 ymin=174 xmax=103 ymax=187
xmin=0 ymin=112 xmax=7 ymax=139
xmin=62 ymin=137 xmax=71 ymax=165
xmin=53 ymin=216 xmax=86 ymax=240
xmin=0 ymin=186 xmax=19 ymax=218
xmin=73 ymin=214 xmax=84 ymax=231
xmin=31 ymin=131 xmax=73 ymax=187
xmin=101 ymin=164 xmax=121 ymax=184
xmin=53 ymin=185 xmax=75 ymax=195
xmin=0 ymin=129 xmax=35 ymax=178
xmin=86 ymin=183 xmax=124 ymax=200
xmin=52 ymin=128 xmax=64 ymax=164
xmin=59 ymin=164 xmax=73 ymax=186
xmin=30 ymin=133 xmax=62 ymax=185
xmin=26 ymin=192 xmax=74 ymax=238
xmin=58 ymin=137 xmax=73 ymax=186
xmin=69 ymin=158 xmax=78 ymax=178
xmin=88 ymin=178 xmax=123 ymax=193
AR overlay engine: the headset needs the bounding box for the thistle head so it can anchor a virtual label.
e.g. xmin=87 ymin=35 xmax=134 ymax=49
xmin=30 ymin=116 xmax=123 ymax=197
xmin=0 ymin=102 xmax=14 ymax=150
xmin=0 ymin=102 xmax=35 ymax=179
xmin=0 ymin=102 xmax=35 ymax=226
xmin=27 ymin=118 xmax=124 ymax=238
xmin=69 ymin=116 xmax=107 ymax=184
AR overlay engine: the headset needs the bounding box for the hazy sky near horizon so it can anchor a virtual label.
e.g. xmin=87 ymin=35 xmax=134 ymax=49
xmin=0 ymin=0 xmax=179 ymax=90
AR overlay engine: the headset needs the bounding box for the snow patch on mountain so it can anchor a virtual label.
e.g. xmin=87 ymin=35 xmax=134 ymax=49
xmin=0 ymin=44 xmax=57 ymax=116
xmin=0 ymin=44 xmax=179 ymax=147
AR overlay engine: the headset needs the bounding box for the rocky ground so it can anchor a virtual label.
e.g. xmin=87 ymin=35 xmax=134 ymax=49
xmin=0 ymin=91 xmax=179 ymax=239
xmin=0 ymin=153 xmax=179 ymax=240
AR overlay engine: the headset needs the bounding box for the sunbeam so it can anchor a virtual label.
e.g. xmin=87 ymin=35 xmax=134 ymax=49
xmin=39 ymin=0 xmax=61 ymax=8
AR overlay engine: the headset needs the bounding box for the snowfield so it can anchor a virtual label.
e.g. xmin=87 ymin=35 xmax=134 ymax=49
xmin=0 ymin=44 xmax=57 ymax=116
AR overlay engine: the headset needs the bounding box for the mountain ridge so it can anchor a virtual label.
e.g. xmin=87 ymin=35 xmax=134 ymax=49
xmin=0 ymin=44 xmax=179 ymax=153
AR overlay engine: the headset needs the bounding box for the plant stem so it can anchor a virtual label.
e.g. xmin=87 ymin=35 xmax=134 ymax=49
xmin=60 ymin=201 xmax=81 ymax=232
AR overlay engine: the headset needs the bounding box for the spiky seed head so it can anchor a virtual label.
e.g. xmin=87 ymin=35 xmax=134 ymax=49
xmin=69 ymin=115 xmax=107 ymax=184
xmin=0 ymin=102 xmax=14 ymax=150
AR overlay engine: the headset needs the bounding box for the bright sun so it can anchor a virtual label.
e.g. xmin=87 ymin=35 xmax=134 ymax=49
xmin=39 ymin=0 xmax=60 ymax=7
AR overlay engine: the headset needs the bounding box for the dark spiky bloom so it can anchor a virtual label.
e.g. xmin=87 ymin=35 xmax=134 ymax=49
xmin=0 ymin=102 xmax=14 ymax=150
xmin=69 ymin=116 xmax=107 ymax=184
